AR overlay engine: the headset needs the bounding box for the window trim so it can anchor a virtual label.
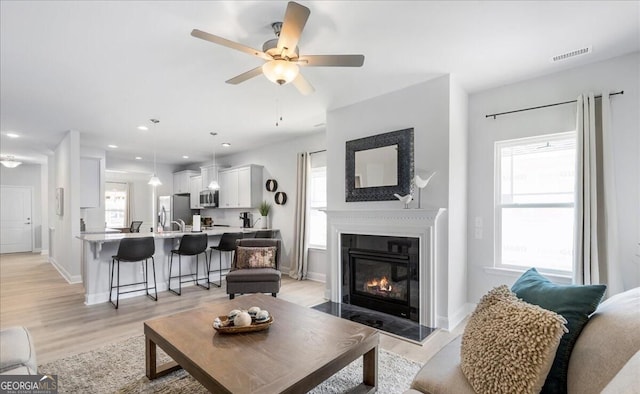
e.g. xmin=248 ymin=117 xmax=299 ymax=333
xmin=494 ymin=131 xmax=576 ymax=275
xmin=105 ymin=182 xmax=129 ymax=228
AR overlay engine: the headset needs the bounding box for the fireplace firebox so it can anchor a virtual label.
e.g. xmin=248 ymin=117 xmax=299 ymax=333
xmin=342 ymin=234 xmax=419 ymax=322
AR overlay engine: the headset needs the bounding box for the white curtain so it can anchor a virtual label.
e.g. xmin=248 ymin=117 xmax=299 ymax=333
xmin=573 ymin=92 xmax=623 ymax=295
xmin=290 ymin=152 xmax=309 ymax=280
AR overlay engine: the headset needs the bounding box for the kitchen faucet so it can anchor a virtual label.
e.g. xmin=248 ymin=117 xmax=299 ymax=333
xmin=171 ymin=219 xmax=185 ymax=232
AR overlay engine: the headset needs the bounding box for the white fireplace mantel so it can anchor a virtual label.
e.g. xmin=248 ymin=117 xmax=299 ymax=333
xmin=326 ymin=208 xmax=446 ymax=328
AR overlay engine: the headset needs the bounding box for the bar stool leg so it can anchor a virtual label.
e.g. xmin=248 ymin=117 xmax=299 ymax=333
xmin=151 ymin=256 xmax=158 ymax=301
xmin=178 ymin=255 xmax=182 ymax=295
xmin=208 ymin=248 xmax=221 ymax=288
xmin=116 ymin=259 xmax=120 ymax=309
xmin=109 ymin=258 xmax=115 ymax=305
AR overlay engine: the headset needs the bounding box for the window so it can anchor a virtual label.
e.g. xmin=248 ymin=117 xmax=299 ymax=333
xmin=105 ymin=182 xmax=128 ymax=228
xmin=495 ymin=132 xmax=576 ymax=274
xmin=308 ymin=152 xmax=327 ymax=248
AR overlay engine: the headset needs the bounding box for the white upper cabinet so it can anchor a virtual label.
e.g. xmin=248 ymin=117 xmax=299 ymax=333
xmin=218 ymin=165 xmax=263 ymax=208
xmin=80 ymin=157 xmax=100 ymax=208
xmin=189 ymin=175 xmax=202 ymax=209
xmin=173 ymin=170 xmax=198 ymax=194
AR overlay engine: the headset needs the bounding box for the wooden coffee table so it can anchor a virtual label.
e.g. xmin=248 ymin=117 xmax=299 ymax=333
xmin=144 ymin=294 xmax=379 ymax=393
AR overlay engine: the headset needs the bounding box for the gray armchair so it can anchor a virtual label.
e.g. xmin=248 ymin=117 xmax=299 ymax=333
xmin=226 ymin=238 xmax=281 ymax=300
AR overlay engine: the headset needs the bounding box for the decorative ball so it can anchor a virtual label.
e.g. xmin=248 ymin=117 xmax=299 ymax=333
xmin=248 ymin=306 xmax=261 ymax=317
xmin=234 ymin=311 xmax=252 ymax=327
xmin=227 ymin=309 xmax=241 ymax=319
xmin=256 ymin=310 xmax=270 ymax=321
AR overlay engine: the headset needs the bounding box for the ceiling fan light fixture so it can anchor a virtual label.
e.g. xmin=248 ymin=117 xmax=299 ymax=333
xmin=262 ymin=60 xmax=299 ymax=85
xmin=0 ymin=155 xmax=22 ymax=168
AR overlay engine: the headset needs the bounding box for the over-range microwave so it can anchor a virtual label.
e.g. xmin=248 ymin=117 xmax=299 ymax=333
xmin=199 ymin=190 xmax=219 ymax=208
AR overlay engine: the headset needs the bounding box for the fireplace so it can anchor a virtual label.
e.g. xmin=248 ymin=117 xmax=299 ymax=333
xmin=342 ymin=234 xmax=419 ymax=322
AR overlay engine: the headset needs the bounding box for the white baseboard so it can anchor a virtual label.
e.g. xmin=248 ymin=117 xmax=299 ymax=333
xmin=40 ymin=249 xmax=49 ymax=256
xmin=49 ymin=257 xmax=82 ymax=284
xmin=437 ymin=302 xmax=474 ymax=331
xmin=85 ymin=282 xmax=171 ymax=305
xmin=306 ymin=272 xmax=326 ymax=283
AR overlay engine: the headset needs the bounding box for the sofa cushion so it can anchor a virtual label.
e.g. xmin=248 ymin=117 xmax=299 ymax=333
xmin=567 ymin=287 xmax=640 ymax=394
xmin=226 ymin=268 xmax=281 ymax=283
xmin=511 ymin=268 xmax=606 ymax=393
xmin=235 ymin=246 xmax=277 ymax=269
xmin=0 ymin=326 xmax=37 ymax=375
xmin=460 ymin=285 xmax=567 ymax=394
xmin=410 ymin=337 xmax=475 ymax=394
xmin=600 ymin=349 xmax=640 ymax=394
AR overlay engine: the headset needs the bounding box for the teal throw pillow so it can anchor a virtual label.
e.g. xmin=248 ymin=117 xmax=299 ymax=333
xmin=511 ymin=268 xmax=606 ymax=394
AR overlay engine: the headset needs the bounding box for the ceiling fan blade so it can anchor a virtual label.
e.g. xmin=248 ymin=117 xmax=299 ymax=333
xmin=277 ymin=2 xmax=310 ymax=58
xmin=297 ymin=55 xmax=365 ymax=67
xmin=292 ymin=73 xmax=315 ymax=96
xmin=191 ymin=29 xmax=272 ymax=61
xmin=226 ymin=66 xmax=264 ymax=85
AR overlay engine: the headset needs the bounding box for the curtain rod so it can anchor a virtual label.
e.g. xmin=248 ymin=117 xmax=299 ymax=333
xmin=485 ymin=90 xmax=624 ymax=119
xmin=309 ymin=149 xmax=327 ymax=155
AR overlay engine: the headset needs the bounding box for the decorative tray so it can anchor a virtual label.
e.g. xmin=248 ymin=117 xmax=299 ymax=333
xmin=213 ymin=315 xmax=274 ymax=334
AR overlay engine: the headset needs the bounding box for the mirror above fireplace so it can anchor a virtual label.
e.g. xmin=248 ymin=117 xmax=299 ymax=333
xmin=345 ymin=128 xmax=414 ymax=202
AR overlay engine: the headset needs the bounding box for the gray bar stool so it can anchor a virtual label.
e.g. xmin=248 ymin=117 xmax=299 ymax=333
xmin=109 ymin=236 xmax=157 ymax=309
xmin=208 ymin=232 xmax=243 ymax=288
xmin=168 ymin=233 xmax=209 ymax=296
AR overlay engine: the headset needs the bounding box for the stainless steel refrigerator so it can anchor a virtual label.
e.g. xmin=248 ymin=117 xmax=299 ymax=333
xmin=158 ymin=195 xmax=192 ymax=231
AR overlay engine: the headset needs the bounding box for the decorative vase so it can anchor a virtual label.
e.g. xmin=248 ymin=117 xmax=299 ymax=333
xmin=261 ymin=215 xmax=268 ymax=229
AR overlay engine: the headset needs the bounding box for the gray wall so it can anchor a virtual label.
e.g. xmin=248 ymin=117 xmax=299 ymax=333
xmin=467 ymin=52 xmax=640 ymax=301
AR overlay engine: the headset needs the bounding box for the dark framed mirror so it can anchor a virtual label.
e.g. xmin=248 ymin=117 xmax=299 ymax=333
xmin=345 ymin=128 xmax=414 ymax=202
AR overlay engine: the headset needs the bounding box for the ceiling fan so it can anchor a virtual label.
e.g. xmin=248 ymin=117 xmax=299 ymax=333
xmin=191 ymin=1 xmax=365 ymax=95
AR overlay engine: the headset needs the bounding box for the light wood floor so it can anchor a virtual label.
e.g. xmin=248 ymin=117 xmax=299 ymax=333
xmin=0 ymin=252 xmax=462 ymax=365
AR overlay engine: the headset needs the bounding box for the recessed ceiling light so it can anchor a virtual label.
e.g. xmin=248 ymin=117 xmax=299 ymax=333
xmin=6 ymin=133 xmax=19 ymax=138
xmin=221 ymin=142 xmax=231 ymax=147
xmin=182 ymin=155 xmax=189 ymax=159
xmin=108 ymin=144 xmax=118 ymax=148
xmin=135 ymin=156 xmax=142 ymax=160
xmin=137 ymin=126 xmax=148 ymax=131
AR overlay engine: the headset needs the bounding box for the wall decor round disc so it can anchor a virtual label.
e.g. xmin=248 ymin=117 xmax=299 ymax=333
xmin=265 ymin=179 xmax=278 ymax=192
xmin=274 ymin=192 xmax=287 ymax=205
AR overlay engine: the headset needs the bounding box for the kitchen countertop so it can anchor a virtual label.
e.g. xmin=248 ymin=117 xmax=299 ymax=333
xmin=80 ymin=228 xmax=122 ymax=235
xmin=77 ymin=227 xmax=277 ymax=243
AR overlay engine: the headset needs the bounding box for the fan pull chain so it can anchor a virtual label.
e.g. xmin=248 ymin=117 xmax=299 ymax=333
xmin=275 ymin=88 xmax=284 ymax=127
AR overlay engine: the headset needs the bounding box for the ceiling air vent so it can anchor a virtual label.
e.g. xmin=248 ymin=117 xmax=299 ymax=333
xmin=551 ymin=46 xmax=591 ymax=62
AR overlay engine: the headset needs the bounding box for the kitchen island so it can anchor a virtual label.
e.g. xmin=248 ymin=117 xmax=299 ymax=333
xmin=77 ymin=227 xmax=278 ymax=305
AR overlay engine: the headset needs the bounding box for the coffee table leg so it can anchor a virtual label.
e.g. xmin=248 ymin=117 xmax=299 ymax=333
xmin=363 ymin=345 xmax=378 ymax=389
xmin=146 ymin=335 xmax=158 ymax=379
xmin=146 ymin=335 xmax=183 ymax=380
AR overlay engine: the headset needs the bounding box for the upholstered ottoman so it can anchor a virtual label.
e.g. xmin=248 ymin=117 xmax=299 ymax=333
xmin=0 ymin=326 xmax=37 ymax=375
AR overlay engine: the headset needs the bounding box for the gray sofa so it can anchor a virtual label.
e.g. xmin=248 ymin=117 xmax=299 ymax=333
xmin=0 ymin=326 xmax=37 ymax=375
xmin=406 ymin=287 xmax=640 ymax=394
xmin=226 ymin=238 xmax=281 ymax=299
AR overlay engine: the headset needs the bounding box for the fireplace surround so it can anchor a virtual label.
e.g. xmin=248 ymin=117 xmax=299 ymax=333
xmin=327 ymin=208 xmax=445 ymax=328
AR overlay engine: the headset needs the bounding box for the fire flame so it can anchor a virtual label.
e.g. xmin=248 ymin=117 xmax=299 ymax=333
xmin=366 ymin=276 xmax=392 ymax=292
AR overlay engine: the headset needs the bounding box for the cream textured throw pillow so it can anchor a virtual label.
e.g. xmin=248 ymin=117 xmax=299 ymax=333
xmin=461 ymin=285 xmax=568 ymax=394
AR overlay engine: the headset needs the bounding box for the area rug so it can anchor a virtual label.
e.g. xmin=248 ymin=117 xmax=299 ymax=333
xmin=39 ymin=335 xmax=421 ymax=393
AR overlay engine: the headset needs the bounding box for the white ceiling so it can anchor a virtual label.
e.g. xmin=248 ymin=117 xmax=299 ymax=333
xmin=1 ymin=1 xmax=638 ymax=166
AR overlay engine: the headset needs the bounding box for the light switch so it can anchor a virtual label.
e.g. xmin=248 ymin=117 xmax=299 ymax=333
xmin=474 ymin=217 xmax=483 ymax=227
xmin=474 ymin=228 xmax=483 ymax=239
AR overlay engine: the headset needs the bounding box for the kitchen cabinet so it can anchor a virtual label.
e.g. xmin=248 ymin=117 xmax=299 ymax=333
xmin=200 ymin=165 xmax=220 ymax=190
xmin=218 ymin=165 xmax=263 ymax=208
xmin=173 ymin=170 xmax=198 ymax=194
xmin=80 ymin=157 xmax=100 ymax=208
xmin=189 ymin=175 xmax=202 ymax=209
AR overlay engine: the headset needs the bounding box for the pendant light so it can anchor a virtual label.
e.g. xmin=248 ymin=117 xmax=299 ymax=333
xmin=0 ymin=155 xmax=22 ymax=168
xmin=208 ymin=132 xmax=220 ymax=190
xmin=148 ymin=119 xmax=162 ymax=186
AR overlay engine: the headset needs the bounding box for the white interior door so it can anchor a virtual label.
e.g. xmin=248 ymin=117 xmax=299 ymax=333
xmin=0 ymin=186 xmax=33 ymax=253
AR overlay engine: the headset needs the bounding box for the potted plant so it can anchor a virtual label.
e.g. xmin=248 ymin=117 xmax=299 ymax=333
xmin=258 ymin=201 xmax=271 ymax=229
